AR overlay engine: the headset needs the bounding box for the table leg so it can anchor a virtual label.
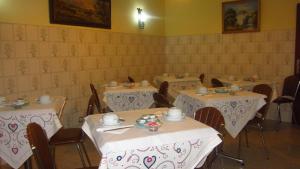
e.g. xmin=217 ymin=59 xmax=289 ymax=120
xmin=24 ymin=157 xmax=32 ymax=169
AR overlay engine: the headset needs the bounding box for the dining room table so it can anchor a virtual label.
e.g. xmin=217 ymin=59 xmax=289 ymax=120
xmin=154 ymin=75 xmax=201 ymax=89
xmin=0 ymin=96 xmax=65 ymax=169
xmin=173 ymin=89 xmax=266 ymax=138
xmin=218 ymin=78 xmax=278 ymax=100
xmin=82 ymin=108 xmax=222 ymax=169
xmin=103 ymin=82 xmax=157 ymax=112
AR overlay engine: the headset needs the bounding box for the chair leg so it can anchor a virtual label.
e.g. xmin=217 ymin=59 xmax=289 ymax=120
xmin=244 ymin=129 xmax=249 ymax=147
xmin=51 ymin=146 xmax=56 ymax=165
xmin=258 ymin=124 xmax=269 ymax=160
xmin=238 ymin=133 xmax=242 ymax=158
xmin=76 ymin=143 xmax=87 ymax=167
xmin=80 ymin=142 xmax=92 ymax=167
xmin=276 ymin=104 xmax=281 ymax=131
xmin=217 ymin=151 xmax=244 ymax=165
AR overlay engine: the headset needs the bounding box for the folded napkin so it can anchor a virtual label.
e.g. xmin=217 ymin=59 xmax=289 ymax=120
xmin=96 ymin=124 xmax=134 ymax=134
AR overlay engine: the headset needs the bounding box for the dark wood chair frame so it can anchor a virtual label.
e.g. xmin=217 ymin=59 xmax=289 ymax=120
xmin=49 ymin=95 xmax=96 ymax=168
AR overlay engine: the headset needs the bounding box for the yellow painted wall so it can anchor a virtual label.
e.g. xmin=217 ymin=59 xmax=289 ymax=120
xmin=0 ymin=0 xmax=165 ymax=35
xmin=165 ymin=0 xmax=299 ymax=36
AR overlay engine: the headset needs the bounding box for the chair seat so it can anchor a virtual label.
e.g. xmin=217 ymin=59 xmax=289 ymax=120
xmin=273 ymin=96 xmax=294 ymax=104
xmin=50 ymin=128 xmax=84 ymax=145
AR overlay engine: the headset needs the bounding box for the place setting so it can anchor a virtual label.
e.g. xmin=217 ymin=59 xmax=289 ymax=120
xmin=96 ymin=113 xmax=134 ymax=134
xmin=162 ymin=107 xmax=185 ymax=122
xmin=36 ymin=95 xmax=53 ymax=105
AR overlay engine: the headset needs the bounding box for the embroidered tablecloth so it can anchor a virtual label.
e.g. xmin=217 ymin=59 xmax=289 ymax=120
xmin=174 ymin=90 xmax=266 ymax=138
xmin=154 ymin=76 xmax=200 ymax=88
xmin=0 ymin=96 xmax=65 ymax=169
xmin=103 ymin=84 xmax=157 ymax=112
xmin=82 ymin=108 xmax=221 ymax=169
xmin=219 ymin=78 xmax=278 ymax=100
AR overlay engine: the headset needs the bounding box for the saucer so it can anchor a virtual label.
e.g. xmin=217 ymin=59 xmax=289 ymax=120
xmin=12 ymin=101 xmax=29 ymax=109
xmin=100 ymin=120 xmax=121 ymax=127
xmin=163 ymin=112 xmax=185 ymax=122
xmin=215 ymin=88 xmax=229 ymax=93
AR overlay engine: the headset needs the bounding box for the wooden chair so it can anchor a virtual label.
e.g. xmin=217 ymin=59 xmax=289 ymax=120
xmin=199 ymin=73 xmax=205 ymax=84
xmin=240 ymin=84 xmax=273 ymax=159
xmin=153 ymin=93 xmax=173 ymax=108
xmin=272 ymin=75 xmax=300 ymax=125
xmin=194 ymin=107 xmax=224 ymax=169
xmin=158 ymin=81 xmax=169 ymax=97
xmin=27 ymin=122 xmax=98 ymax=169
xmin=211 ymin=78 xmax=224 ymax=88
xmin=128 ymin=76 xmax=135 ymax=83
xmin=153 ymin=81 xmax=173 ymax=108
xmin=49 ymin=95 xmax=96 ymax=168
xmin=195 ymin=107 xmax=244 ymax=169
xmin=89 ymin=83 xmax=104 ymax=113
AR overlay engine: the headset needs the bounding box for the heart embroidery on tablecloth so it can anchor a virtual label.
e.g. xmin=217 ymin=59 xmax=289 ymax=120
xmin=12 ymin=147 xmax=18 ymax=155
xmin=128 ymin=96 xmax=135 ymax=103
xmin=8 ymin=123 xmax=18 ymax=132
xmin=143 ymin=156 xmax=156 ymax=169
xmin=230 ymin=101 xmax=237 ymax=109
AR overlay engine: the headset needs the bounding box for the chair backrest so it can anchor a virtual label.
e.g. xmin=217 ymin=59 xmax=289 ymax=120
xmin=128 ymin=76 xmax=135 ymax=83
xmin=282 ymin=75 xmax=300 ymax=97
xmin=194 ymin=107 xmax=224 ymax=131
xmin=252 ymin=84 xmax=273 ymax=118
xmin=86 ymin=94 xmax=96 ymax=116
xmin=153 ymin=92 xmax=173 ymax=108
xmin=211 ymin=78 xmax=224 ymax=87
xmin=27 ymin=123 xmax=56 ymax=169
xmin=89 ymin=83 xmax=102 ymax=113
xmin=199 ymin=73 xmax=205 ymax=83
xmin=159 ymin=81 xmax=169 ymax=97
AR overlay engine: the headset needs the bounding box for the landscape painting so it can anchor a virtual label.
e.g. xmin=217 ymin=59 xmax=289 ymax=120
xmin=222 ymin=0 xmax=260 ymax=33
xmin=49 ymin=0 xmax=111 ymax=29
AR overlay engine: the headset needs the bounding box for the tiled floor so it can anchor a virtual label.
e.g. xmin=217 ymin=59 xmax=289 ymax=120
xmin=1 ymin=120 xmax=300 ymax=169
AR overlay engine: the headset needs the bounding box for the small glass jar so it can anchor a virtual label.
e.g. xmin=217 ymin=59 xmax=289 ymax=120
xmin=148 ymin=125 xmax=159 ymax=132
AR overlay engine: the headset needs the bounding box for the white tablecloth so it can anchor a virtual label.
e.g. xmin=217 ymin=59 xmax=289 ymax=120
xmin=154 ymin=76 xmax=200 ymax=88
xmin=82 ymin=108 xmax=222 ymax=169
xmin=219 ymin=78 xmax=278 ymax=100
xmin=103 ymin=84 xmax=157 ymax=112
xmin=0 ymin=96 xmax=65 ymax=169
xmin=174 ymin=90 xmax=266 ymax=138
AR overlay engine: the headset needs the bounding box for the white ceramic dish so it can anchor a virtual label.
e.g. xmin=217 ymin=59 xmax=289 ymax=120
xmin=163 ymin=112 xmax=185 ymax=121
xmin=100 ymin=120 xmax=121 ymax=126
xmin=39 ymin=98 xmax=52 ymax=104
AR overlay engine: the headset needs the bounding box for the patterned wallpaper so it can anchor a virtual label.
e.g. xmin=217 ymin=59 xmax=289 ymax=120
xmin=165 ymin=30 xmax=295 ymax=121
xmin=0 ymin=22 xmax=166 ymax=127
xmin=0 ymin=22 xmax=296 ymax=125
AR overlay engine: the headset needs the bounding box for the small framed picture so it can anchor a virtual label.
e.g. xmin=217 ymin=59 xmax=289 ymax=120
xmin=222 ymin=0 xmax=260 ymax=34
xmin=49 ymin=0 xmax=111 ymax=29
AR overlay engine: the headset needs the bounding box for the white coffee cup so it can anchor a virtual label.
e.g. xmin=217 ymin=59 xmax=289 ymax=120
xmin=109 ymin=81 xmax=118 ymax=87
xmin=141 ymin=80 xmax=149 ymax=86
xmin=231 ymin=84 xmax=240 ymax=91
xmin=102 ymin=113 xmax=119 ymax=125
xmin=167 ymin=108 xmax=182 ymax=119
xmin=40 ymin=95 xmax=51 ymax=104
xmin=197 ymin=87 xmax=208 ymax=94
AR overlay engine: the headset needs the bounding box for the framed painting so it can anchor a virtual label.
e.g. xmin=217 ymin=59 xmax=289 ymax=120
xmin=49 ymin=0 xmax=111 ymax=29
xmin=222 ymin=0 xmax=260 ymax=34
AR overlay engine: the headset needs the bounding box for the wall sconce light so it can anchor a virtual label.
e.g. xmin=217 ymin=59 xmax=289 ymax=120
xmin=137 ymin=8 xmax=145 ymax=29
